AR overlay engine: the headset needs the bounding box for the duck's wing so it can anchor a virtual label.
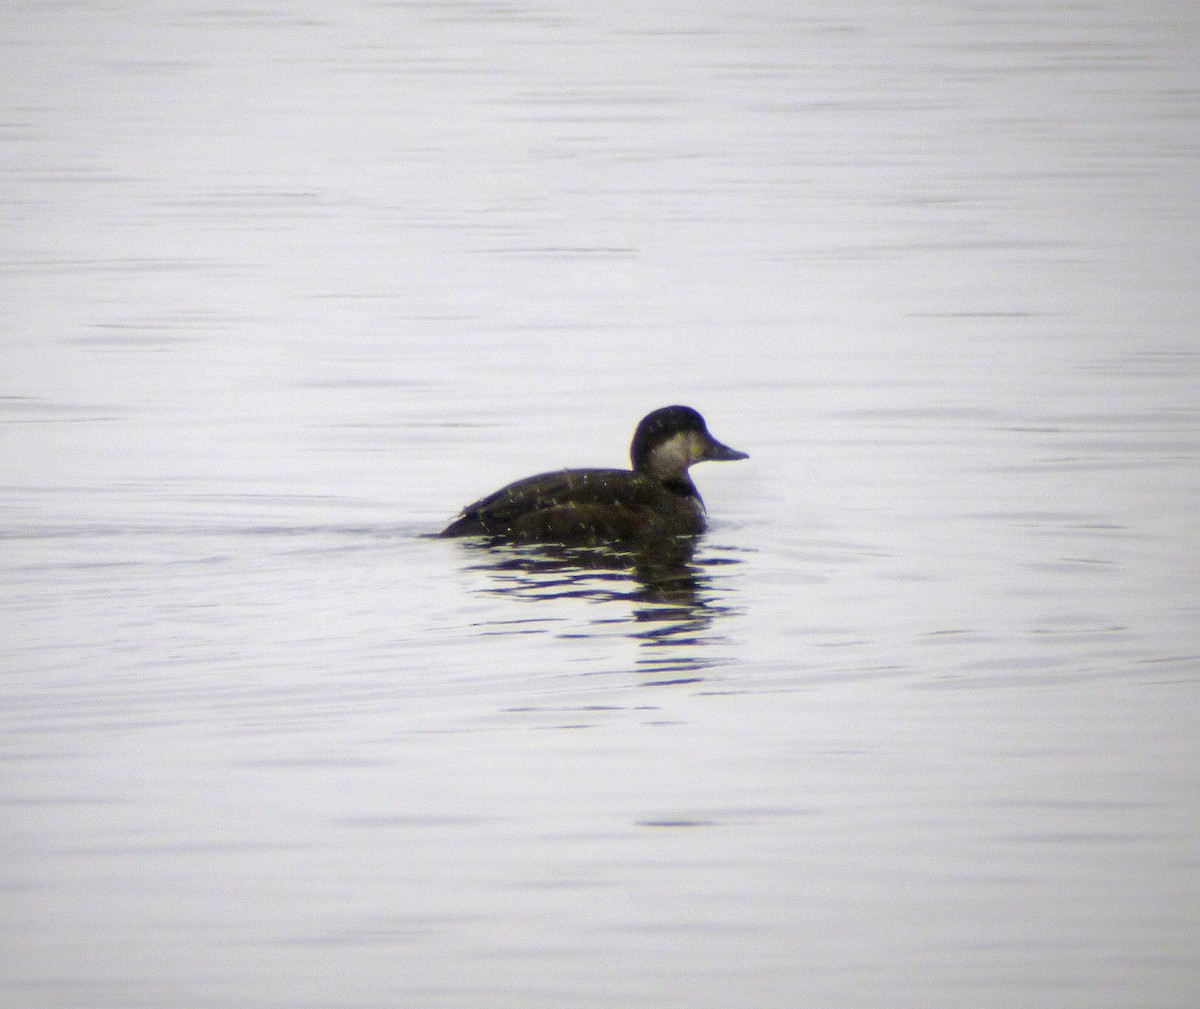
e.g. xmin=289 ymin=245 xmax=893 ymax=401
xmin=440 ymin=468 xmax=663 ymax=537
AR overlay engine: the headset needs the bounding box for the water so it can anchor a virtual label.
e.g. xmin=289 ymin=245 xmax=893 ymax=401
xmin=3 ymin=2 xmax=1199 ymax=1007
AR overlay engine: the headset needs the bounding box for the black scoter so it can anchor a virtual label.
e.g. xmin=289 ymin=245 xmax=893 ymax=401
xmin=438 ymin=405 xmax=747 ymax=544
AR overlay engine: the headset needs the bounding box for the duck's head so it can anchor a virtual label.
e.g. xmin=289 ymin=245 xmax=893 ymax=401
xmin=630 ymin=405 xmax=748 ymax=483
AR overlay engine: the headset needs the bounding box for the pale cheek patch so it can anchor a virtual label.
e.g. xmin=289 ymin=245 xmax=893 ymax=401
xmin=652 ymin=433 xmax=691 ymax=474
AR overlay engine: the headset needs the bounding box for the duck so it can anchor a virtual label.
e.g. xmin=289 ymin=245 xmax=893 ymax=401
xmin=438 ymin=405 xmax=747 ymax=544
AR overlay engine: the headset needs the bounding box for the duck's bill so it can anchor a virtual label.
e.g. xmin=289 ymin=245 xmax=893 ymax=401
xmin=704 ymin=438 xmax=749 ymax=462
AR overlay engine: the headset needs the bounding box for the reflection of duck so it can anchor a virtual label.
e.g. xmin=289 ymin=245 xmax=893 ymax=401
xmin=454 ymin=536 xmax=747 ymax=684
xmin=471 ymin=537 xmax=705 ymax=605
xmin=439 ymin=406 xmax=748 ymax=544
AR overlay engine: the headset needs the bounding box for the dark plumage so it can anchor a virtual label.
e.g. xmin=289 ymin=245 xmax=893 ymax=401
xmin=439 ymin=405 xmax=748 ymax=544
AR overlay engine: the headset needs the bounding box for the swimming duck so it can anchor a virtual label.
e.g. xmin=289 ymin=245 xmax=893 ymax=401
xmin=439 ymin=405 xmax=748 ymax=544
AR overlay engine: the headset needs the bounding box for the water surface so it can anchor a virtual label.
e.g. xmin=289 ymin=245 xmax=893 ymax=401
xmin=2 ymin=2 xmax=1198 ymax=1007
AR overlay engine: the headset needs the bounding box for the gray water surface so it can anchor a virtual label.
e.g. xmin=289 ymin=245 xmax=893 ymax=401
xmin=3 ymin=2 xmax=1199 ymax=1007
